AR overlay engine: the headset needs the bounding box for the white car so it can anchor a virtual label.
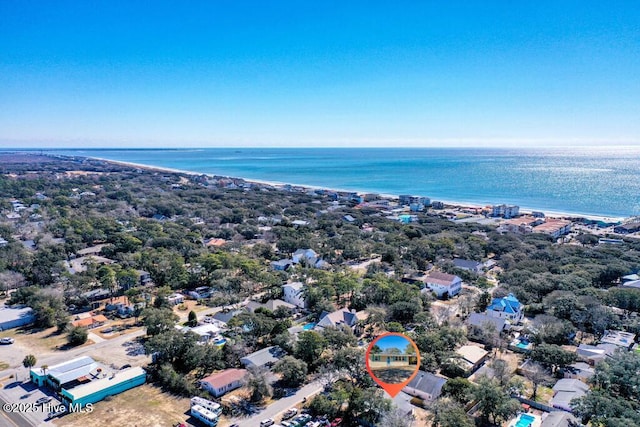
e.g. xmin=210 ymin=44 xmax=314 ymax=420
xmin=282 ymin=408 xmax=298 ymax=419
xmin=260 ymin=419 xmax=275 ymax=427
xmin=0 ymin=337 xmax=14 ymax=345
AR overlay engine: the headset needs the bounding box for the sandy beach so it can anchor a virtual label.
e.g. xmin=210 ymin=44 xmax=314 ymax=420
xmin=87 ymin=156 xmax=627 ymax=223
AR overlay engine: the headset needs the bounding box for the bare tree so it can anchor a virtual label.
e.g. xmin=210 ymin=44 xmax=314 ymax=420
xmin=0 ymin=271 xmax=26 ymax=292
xmin=523 ymin=362 xmax=550 ymax=401
xmin=380 ymin=408 xmax=413 ymax=427
xmin=432 ymin=304 xmax=457 ymax=326
xmin=490 ymin=359 xmax=511 ymax=388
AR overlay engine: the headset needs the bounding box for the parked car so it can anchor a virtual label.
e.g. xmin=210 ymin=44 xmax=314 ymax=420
xmin=35 ymin=396 xmax=52 ymax=405
xmin=282 ymin=408 xmax=298 ymax=419
xmin=330 ymin=418 xmax=343 ymax=426
xmin=260 ymin=419 xmax=275 ymax=427
xmin=292 ymin=414 xmax=312 ymax=426
xmin=47 ymin=406 xmax=66 ymax=419
xmin=0 ymin=337 xmax=14 ymax=345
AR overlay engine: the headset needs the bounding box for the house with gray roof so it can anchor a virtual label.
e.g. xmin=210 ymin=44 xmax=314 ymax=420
xmin=541 ymin=411 xmax=580 ymax=427
xmin=315 ymin=308 xmax=367 ymax=332
xmin=0 ymin=305 xmax=35 ymax=330
xmin=212 ymin=309 xmax=244 ymax=325
xmin=550 ymin=378 xmax=589 ymax=412
xmin=452 ymin=258 xmax=483 ymax=273
xmin=563 ymin=362 xmax=595 ymax=382
xmin=402 ymin=371 xmax=446 ymax=402
xmin=576 ymin=343 xmax=618 ymax=364
xmin=466 ymin=312 xmax=507 ymax=333
xmin=240 ymin=346 xmax=285 ymax=369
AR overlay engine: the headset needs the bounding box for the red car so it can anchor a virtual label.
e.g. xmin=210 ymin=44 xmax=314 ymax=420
xmin=330 ymin=418 xmax=343 ymax=426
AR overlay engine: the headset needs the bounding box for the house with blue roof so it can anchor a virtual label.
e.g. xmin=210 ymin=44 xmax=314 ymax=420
xmin=485 ymin=293 xmax=524 ymax=323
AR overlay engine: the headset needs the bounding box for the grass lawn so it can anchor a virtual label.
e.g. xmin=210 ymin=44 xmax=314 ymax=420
xmin=2 ymin=326 xmax=69 ymax=353
xmin=55 ymin=384 xmax=191 ymax=427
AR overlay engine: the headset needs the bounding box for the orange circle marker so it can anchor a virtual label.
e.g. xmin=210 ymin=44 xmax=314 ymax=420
xmin=365 ymin=332 xmax=421 ymax=398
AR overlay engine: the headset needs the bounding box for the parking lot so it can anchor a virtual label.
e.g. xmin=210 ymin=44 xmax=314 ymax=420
xmin=0 ymin=377 xmax=61 ymax=426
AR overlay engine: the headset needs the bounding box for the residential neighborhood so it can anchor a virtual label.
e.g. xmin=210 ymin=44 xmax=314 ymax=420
xmin=0 ymin=154 xmax=639 ymax=427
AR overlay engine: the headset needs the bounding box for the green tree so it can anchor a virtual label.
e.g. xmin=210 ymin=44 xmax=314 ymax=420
xmin=530 ymin=343 xmax=576 ymax=374
xmin=187 ymin=310 xmax=198 ymax=327
xmin=472 ymin=377 xmax=520 ymax=425
xmin=476 ymin=291 xmax=492 ymax=312
xmin=322 ymin=325 xmax=357 ymax=350
xmin=591 ymin=350 xmax=640 ymax=401
xmin=22 ymin=354 xmax=37 ymax=369
xmin=441 ymin=377 xmax=475 ymax=404
xmin=428 ymin=398 xmax=474 ymax=427
xmin=572 ymin=390 xmax=640 ymax=426
xmin=295 ymin=331 xmax=327 ymax=367
xmin=308 ymin=394 xmax=338 ymax=419
xmin=67 ymin=326 xmax=88 ymax=346
xmin=273 ymin=356 xmax=308 ymax=387
xmin=142 ymin=307 xmax=179 ymax=336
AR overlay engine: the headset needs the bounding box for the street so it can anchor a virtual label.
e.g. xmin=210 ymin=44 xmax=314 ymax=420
xmin=229 ymin=381 xmax=323 ymax=427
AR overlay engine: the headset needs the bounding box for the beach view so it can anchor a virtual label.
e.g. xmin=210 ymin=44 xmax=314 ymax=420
xmin=1 ymin=2 xmax=639 ymax=427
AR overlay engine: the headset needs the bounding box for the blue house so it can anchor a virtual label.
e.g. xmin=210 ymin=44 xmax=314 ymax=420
xmin=486 ymin=293 xmax=524 ymax=323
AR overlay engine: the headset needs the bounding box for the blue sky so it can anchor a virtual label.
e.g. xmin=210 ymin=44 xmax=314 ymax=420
xmin=1 ymin=1 xmax=639 ymax=148
xmin=374 ymin=335 xmax=413 ymax=353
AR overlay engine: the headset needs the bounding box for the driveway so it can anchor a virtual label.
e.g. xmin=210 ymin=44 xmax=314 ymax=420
xmin=228 ymin=381 xmax=323 ymax=427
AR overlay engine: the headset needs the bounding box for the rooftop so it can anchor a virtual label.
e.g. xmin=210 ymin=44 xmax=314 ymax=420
xmin=488 ymin=293 xmax=521 ymax=314
xmin=283 ymin=282 xmax=304 ymax=291
xmin=456 ymin=345 xmax=488 ymax=364
xmin=62 ymin=367 xmax=146 ymax=401
xmin=0 ymin=305 xmax=34 ymax=324
xmin=466 ymin=312 xmax=506 ymax=332
xmin=316 ymin=308 xmax=359 ymax=329
xmin=600 ymin=330 xmax=636 ymax=347
xmin=240 ymin=346 xmax=285 ymax=367
xmin=32 ymin=356 xmax=98 ymax=385
xmin=404 ymin=370 xmax=446 ymax=396
xmin=452 ymin=259 xmax=482 ymax=270
xmin=201 ymin=368 xmax=247 ymax=389
xmin=425 ymin=271 xmax=460 ymax=286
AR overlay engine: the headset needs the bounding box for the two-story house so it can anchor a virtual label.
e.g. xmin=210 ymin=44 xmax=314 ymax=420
xmin=421 ymin=272 xmax=462 ymax=298
xmin=486 ymin=293 xmax=524 ymax=323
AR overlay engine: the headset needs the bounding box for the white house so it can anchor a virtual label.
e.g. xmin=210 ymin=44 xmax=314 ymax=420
xmin=167 ymin=293 xmax=185 ymax=306
xmin=200 ymin=368 xmax=247 ymax=397
xmin=486 ymin=293 xmax=524 ymax=323
xmin=421 ymin=272 xmax=462 ymax=298
xmin=292 ymin=248 xmax=318 ymax=263
xmin=282 ymin=282 xmax=306 ymax=308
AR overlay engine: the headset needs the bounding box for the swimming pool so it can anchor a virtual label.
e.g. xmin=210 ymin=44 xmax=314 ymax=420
xmin=302 ymin=322 xmax=316 ymax=331
xmin=516 ymin=341 xmax=530 ymax=349
xmin=514 ymin=413 xmax=536 ymax=427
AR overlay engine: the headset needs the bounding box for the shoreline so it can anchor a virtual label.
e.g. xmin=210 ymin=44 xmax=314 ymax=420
xmin=80 ymin=156 xmax=627 ymax=223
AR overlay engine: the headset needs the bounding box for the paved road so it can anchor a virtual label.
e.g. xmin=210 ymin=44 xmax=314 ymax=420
xmin=229 ymin=381 xmax=323 ymax=427
xmin=0 ymin=394 xmax=33 ymax=427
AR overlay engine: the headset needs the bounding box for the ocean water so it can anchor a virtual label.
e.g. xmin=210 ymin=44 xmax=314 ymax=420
xmin=31 ymin=147 xmax=640 ymax=218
